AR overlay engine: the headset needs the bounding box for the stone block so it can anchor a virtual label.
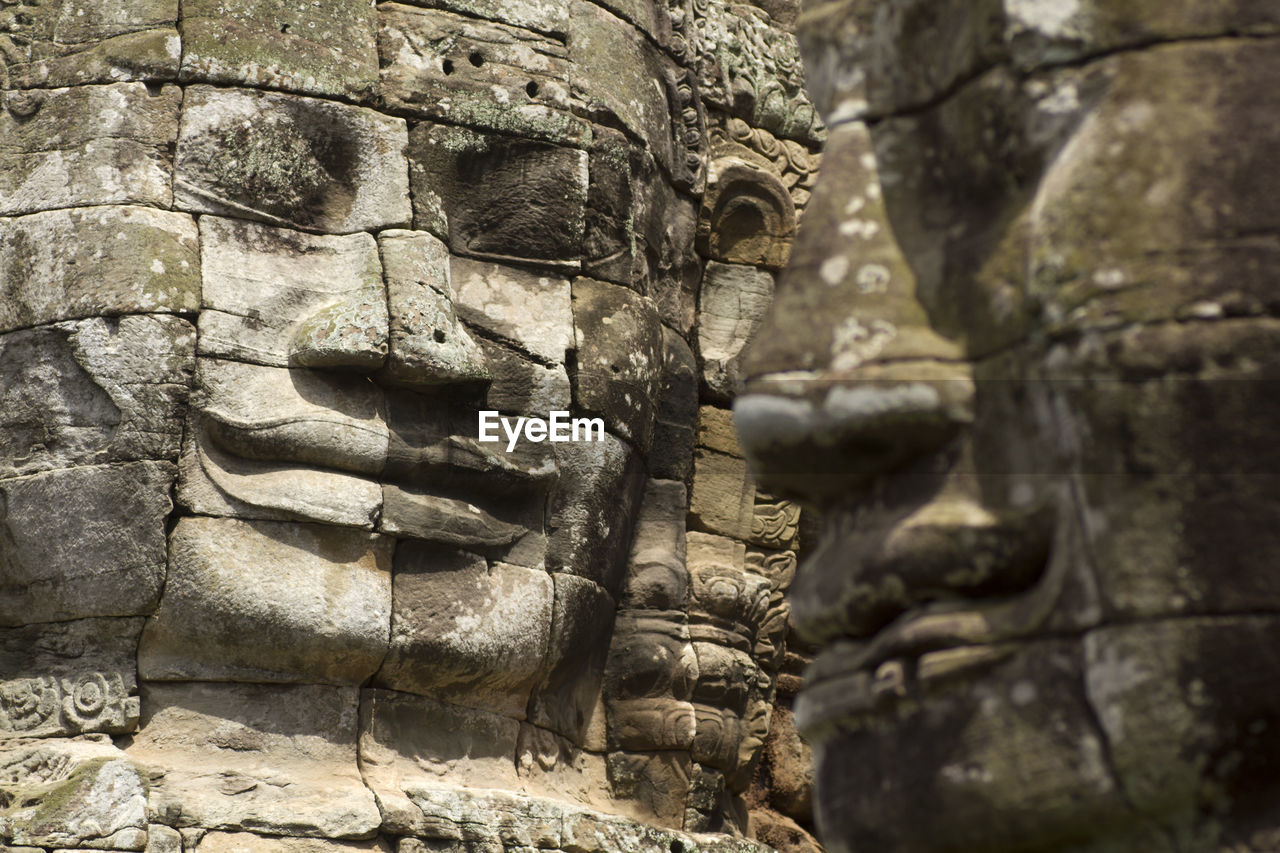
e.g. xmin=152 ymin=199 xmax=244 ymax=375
xmin=571 ymin=278 xmax=664 ymax=450
xmin=0 ymin=315 xmax=195 ymax=479
xmin=408 ymin=122 xmax=587 ymax=267
xmin=605 ymin=751 xmax=691 ymax=830
xmin=198 ymin=217 xmax=386 ymax=369
xmin=175 ymin=85 xmax=410 ymax=233
xmin=198 ymin=834 xmax=392 ymax=853
xmin=0 ymin=618 xmax=143 ymax=738
xmin=181 ymin=0 xmax=378 ymax=99
xmin=126 ymin=682 xmax=380 ymax=838
xmin=0 ymin=461 xmax=174 ymax=626
xmin=359 ymin=688 xmax=521 ymax=834
xmin=478 ymin=339 xmax=572 ymax=415
xmin=0 ymin=206 xmax=199 ymax=333
xmin=451 ymin=258 xmax=573 ymax=365
xmin=0 ymin=738 xmax=147 ymax=850
xmin=138 ymin=517 xmax=392 ymax=685
xmin=567 ymin=2 xmax=676 ymax=176
xmin=0 ymin=83 xmax=179 ymax=216
xmin=376 ymin=545 xmax=553 ymax=718
xmin=1 ymin=0 xmax=179 ymax=88
xmin=619 ymin=480 xmax=689 ymax=612
xmin=631 ymin=150 xmax=700 ymax=334
xmin=379 ymin=230 xmax=489 ymax=387
xmin=697 ymin=262 xmax=775 ymax=404
xmin=688 ymin=450 xmax=756 ymax=540
xmin=548 ymin=434 xmax=646 ymax=594
xmin=526 ymin=573 xmax=615 ymax=743
xmin=378 ymin=5 xmax=585 ymax=145
xmin=697 ymin=406 xmax=742 ymax=457
xmin=649 ymin=328 xmax=698 ymax=482
xmin=385 ymin=0 xmax=567 ymax=36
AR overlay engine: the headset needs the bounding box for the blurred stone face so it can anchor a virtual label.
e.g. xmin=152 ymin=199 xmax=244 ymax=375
xmin=736 ymin=3 xmax=1280 ymax=851
xmin=0 ymin=0 xmax=824 ymax=848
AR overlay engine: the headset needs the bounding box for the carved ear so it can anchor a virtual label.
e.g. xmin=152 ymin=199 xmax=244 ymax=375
xmin=697 ymin=158 xmax=796 ymax=270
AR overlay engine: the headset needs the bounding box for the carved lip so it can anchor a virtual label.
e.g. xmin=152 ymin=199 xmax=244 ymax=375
xmin=793 ymin=504 xmax=1060 ymax=734
xmin=200 ymin=407 xmax=548 ymax=490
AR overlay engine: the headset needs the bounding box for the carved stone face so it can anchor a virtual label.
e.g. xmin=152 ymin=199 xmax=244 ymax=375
xmin=0 ymin=0 xmax=823 ymax=847
xmin=736 ymin=3 xmax=1280 ymax=851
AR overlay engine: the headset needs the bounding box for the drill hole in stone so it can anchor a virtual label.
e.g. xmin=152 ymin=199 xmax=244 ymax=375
xmin=434 ymin=329 xmax=447 ymax=344
xmin=442 ymin=59 xmax=455 ymax=75
xmin=280 ymin=22 xmax=290 ymax=33
xmin=526 ymin=81 xmax=539 ymax=98
xmin=469 ymin=51 xmax=485 ymax=67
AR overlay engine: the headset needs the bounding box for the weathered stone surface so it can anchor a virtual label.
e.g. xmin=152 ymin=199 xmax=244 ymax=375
xmin=650 ymin=328 xmax=699 ymax=483
xmin=515 ymin=724 xmax=614 ymax=810
xmin=547 ymin=434 xmax=646 ymax=594
xmin=380 ymin=486 xmax=530 ymax=552
xmin=620 ymin=480 xmax=689 ymax=612
xmin=688 ymin=450 xmax=755 ymax=540
xmin=0 ymin=738 xmax=147 ymax=850
xmin=567 ymin=2 xmax=676 ymax=177
xmin=379 ymin=230 xmax=489 ymax=387
xmin=451 ymin=258 xmax=573 ymax=365
xmin=604 ymin=613 xmax=697 ymax=752
xmin=698 ymin=262 xmax=775 ymax=404
xmin=0 ymin=206 xmax=199 ymax=333
xmin=798 ymin=641 xmax=1129 ymax=852
xmin=409 ymin=122 xmax=587 ymax=266
xmin=0 ymin=0 xmax=180 ymax=89
xmin=0 ymin=315 xmax=195 ymax=478
xmin=1004 ymin=0 xmax=1280 ymax=70
xmin=1085 ymin=616 xmax=1280 ymax=824
xmin=605 ymin=751 xmax=691 ymax=829
xmin=147 ymin=824 xmax=183 ymax=853
xmin=384 ymin=0 xmax=567 ymax=37
xmin=378 ymin=5 xmax=584 ymax=145
xmin=175 ymin=86 xmax=410 ymax=233
xmin=571 ymin=278 xmax=664 ymax=450
xmin=127 ymin=682 xmax=380 ymax=838
xmin=360 ymin=688 xmax=521 ymax=834
xmin=478 ymin=339 xmax=572 ymax=415
xmin=0 ymin=618 xmax=143 ymax=738
xmin=697 ymin=406 xmax=742 ymax=458
xmin=526 ymin=573 xmax=615 ymax=743
xmin=198 ymin=833 xmax=392 ymax=853
xmin=180 ymin=358 xmax=386 ymax=527
xmin=139 ymin=517 xmax=392 ymax=684
xmin=198 ymin=217 xmax=386 ymax=369
xmin=758 ymin=706 xmax=812 ymax=824
xmin=0 ymin=83 xmax=179 ymax=216
xmin=0 ymin=461 xmax=173 ymax=625
xmin=181 ymin=0 xmax=378 ymax=99
xmin=377 ymin=545 xmax=552 ymax=718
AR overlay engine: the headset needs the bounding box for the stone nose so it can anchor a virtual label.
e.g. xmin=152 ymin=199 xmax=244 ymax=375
xmin=286 ymin=231 xmax=489 ymax=386
xmin=380 ymin=231 xmax=490 ymax=388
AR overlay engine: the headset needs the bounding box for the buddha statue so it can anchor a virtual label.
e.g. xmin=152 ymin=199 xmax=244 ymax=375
xmin=735 ymin=2 xmax=1280 ymax=851
xmin=0 ymin=0 xmax=824 ymax=850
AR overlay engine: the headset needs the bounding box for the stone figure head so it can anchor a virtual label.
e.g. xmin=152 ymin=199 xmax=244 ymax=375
xmin=0 ymin=0 xmax=824 ymax=850
xmin=736 ymin=3 xmax=1280 ymax=852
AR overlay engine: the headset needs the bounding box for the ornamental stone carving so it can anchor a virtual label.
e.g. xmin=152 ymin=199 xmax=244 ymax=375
xmin=0 ymin=0 xmax=822 ymax=851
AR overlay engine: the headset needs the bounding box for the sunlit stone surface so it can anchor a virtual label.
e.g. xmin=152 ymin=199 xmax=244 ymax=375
xmin=0 ymin=0 xmax=823 ymax=850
